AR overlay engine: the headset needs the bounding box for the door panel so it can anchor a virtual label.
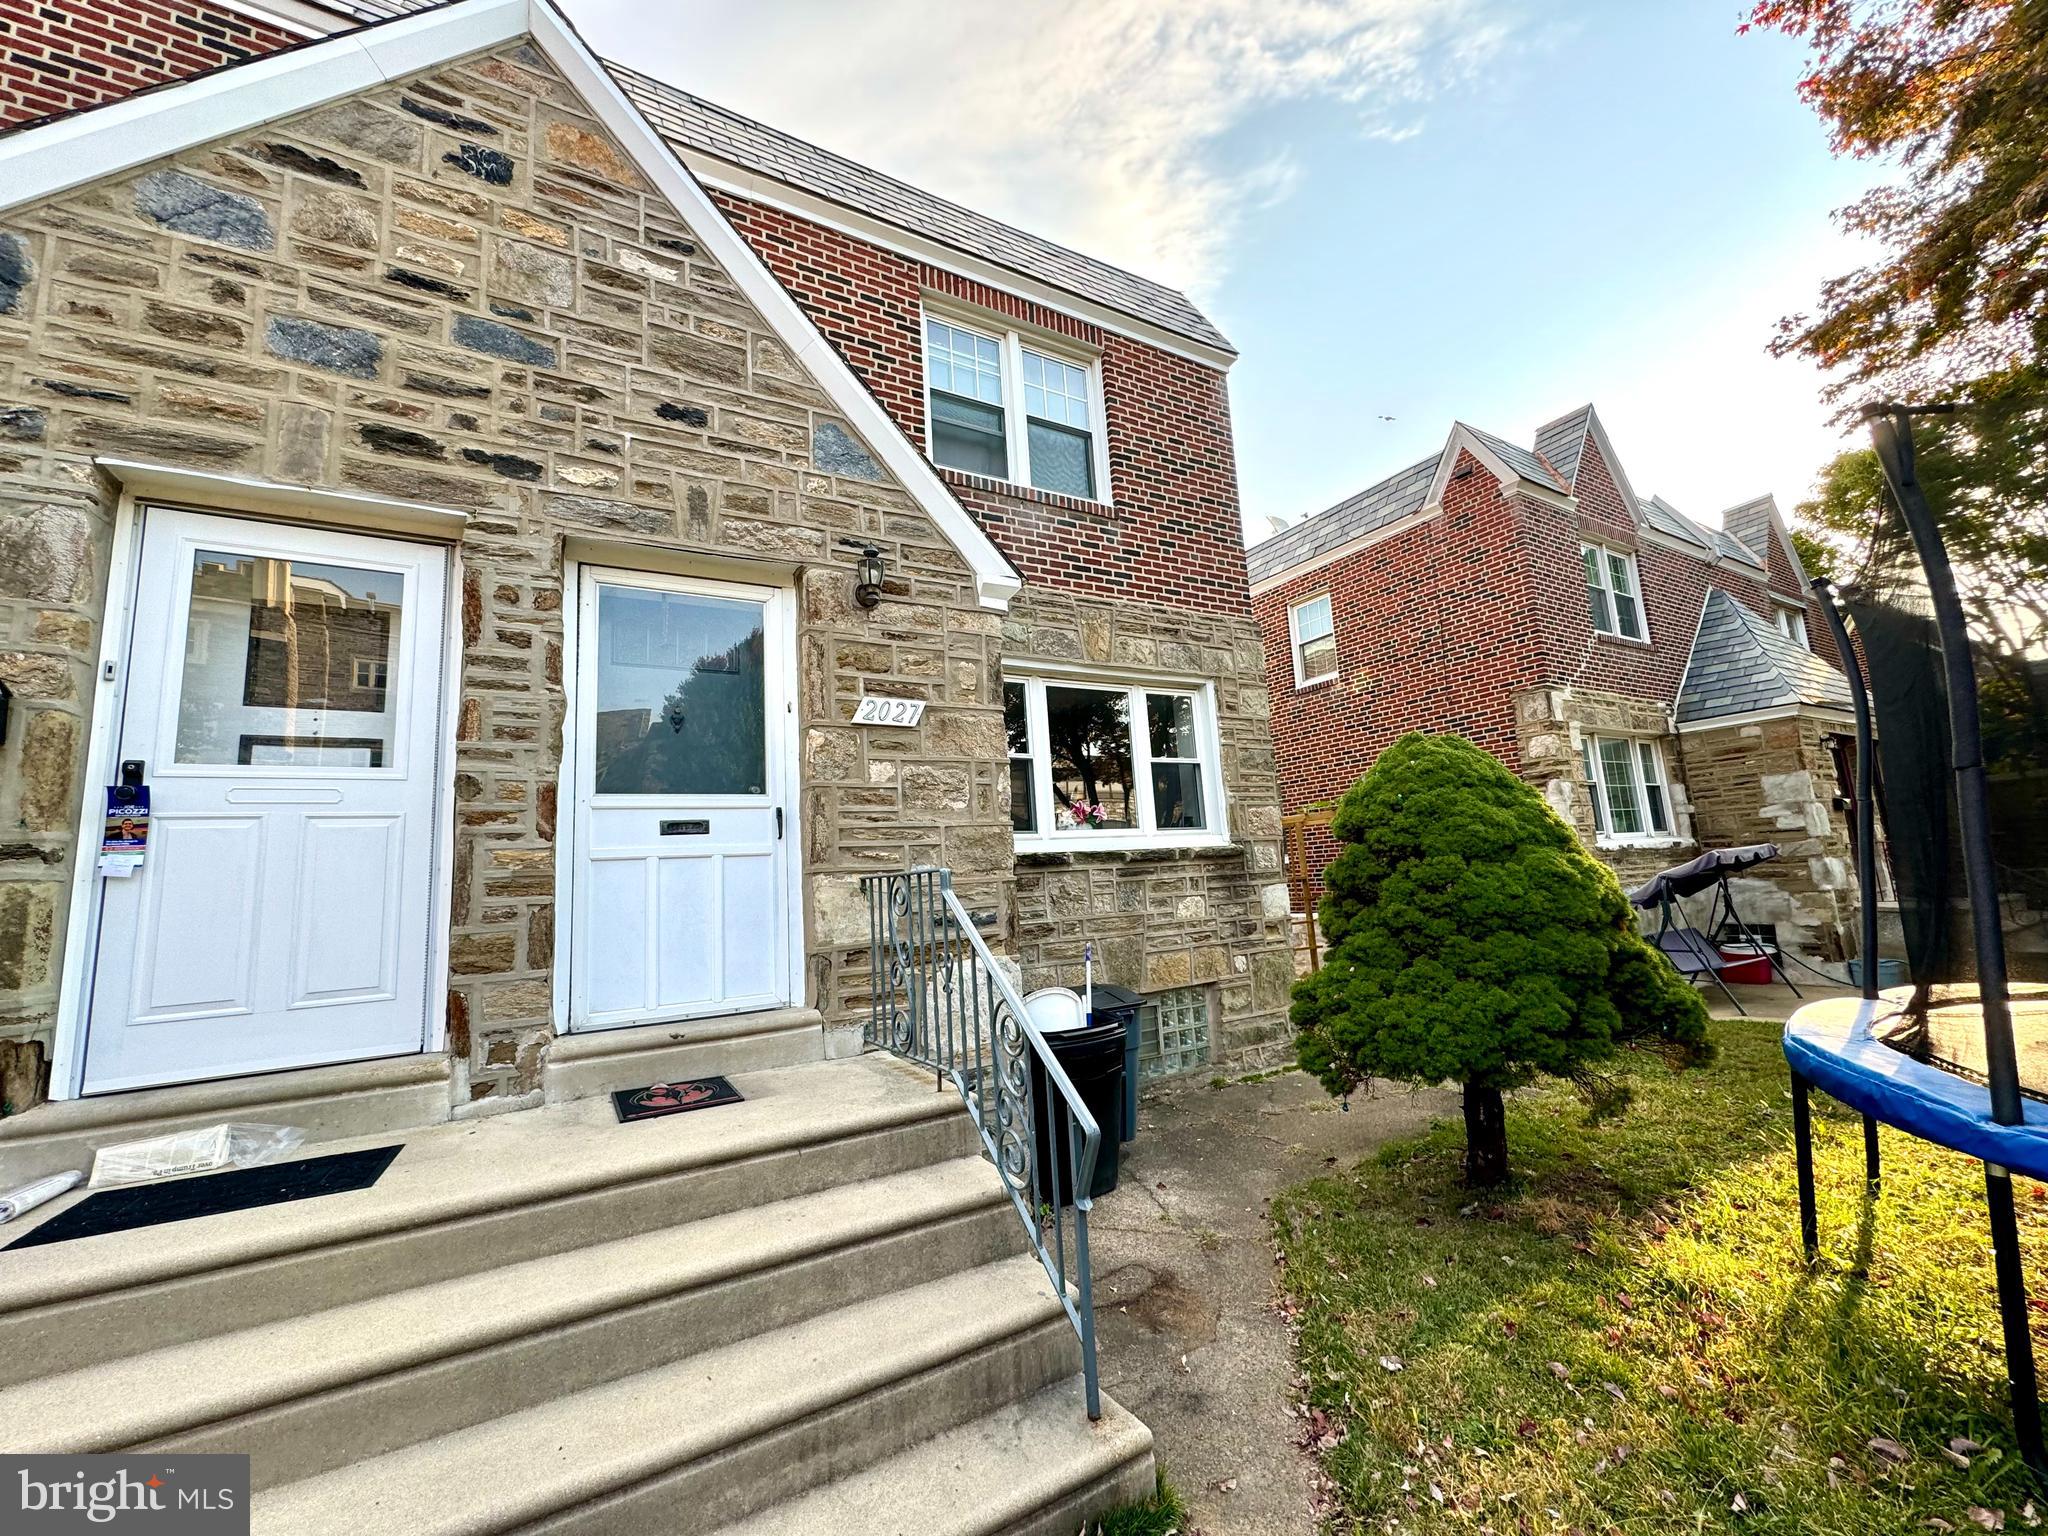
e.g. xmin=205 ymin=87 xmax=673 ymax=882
xmin=84 ymin=509 xmax=446 ymax=1094
xmin=289 ymin=815 xmax=402 ymax=1006
xmin=571 ymin=569 xmax=792 ymax=1031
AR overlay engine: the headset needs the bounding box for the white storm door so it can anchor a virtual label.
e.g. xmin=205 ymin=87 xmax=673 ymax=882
xmin=571 ymin=569 xmax=792 ymax=1031
xmin=83 ymin=508 xmax=448 ymax=1095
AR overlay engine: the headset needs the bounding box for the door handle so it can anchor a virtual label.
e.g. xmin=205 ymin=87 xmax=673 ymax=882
xmin=120 ymin=759 xmax=146 ymax=788
xmin=775 ymin=807 xmax=784 ymax=841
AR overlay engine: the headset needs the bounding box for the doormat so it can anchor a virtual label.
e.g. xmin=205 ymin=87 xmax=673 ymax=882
xmin=4 ymin=1144 xmax=403 ymax=1249
xmin=612 ymin=1076 xmax=744 ymax=1124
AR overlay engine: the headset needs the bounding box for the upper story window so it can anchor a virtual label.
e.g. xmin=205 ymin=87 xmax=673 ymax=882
xmin=1774 ymin=603 xmax=1810 ymax=649
xmin=1004 ymin=674 xmax=1224 ymax=850
xmin=923 ymin=310 xmax=1106 ymax=502
xmin=1289 ymin=594 xmax=1337 ymax=687
xmin=1580 ymin=735 xmax=1674 ymax=845
xmin=1583 ymin=543 xmax=1646 ymax=642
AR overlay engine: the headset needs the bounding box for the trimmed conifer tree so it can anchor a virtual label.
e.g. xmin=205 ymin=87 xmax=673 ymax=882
xmin=1292 ymin=732 xmax=1711 ymax=1186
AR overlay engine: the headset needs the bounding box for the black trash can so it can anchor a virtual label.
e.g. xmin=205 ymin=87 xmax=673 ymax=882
xmin=1087 ymin=984 xmax=1149 ymax=1144
xmin=1029 ymin=1019 xmax=1125 ymax=1204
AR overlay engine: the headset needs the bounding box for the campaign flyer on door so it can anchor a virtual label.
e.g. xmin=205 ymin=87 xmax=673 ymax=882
xmin=100 ymin=785 xmax=149 ymax=877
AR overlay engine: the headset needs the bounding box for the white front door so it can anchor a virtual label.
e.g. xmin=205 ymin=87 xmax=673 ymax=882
xmin=570 ymin=568 xmax=793 ymax=1031
xmin=83 ymin=508 xmax=448 ymax=1095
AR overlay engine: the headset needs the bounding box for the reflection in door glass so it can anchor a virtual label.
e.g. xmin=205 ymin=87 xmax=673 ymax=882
xmin=175 ymin=550 xmax=404 ymax=768
xmin=594 ymin=587 xmax=767 ymax=796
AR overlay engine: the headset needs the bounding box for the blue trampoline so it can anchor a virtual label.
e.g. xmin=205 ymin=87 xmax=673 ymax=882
xmin=1789 ymin=405 xmax=2046 ymax=1476
xmin=1785 ymin=995 xmax=2048 ymax=1183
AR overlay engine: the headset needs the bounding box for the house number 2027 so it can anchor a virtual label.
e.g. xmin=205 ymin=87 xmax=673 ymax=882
xmin=852 ymin=696 xmax=926 ymax=727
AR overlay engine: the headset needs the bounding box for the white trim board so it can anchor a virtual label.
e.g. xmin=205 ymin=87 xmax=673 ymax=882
xmin=0 ymin=0 xmax=1022 ymax=612
xmin=1675 ymin=703 xmax=1856 ymax=735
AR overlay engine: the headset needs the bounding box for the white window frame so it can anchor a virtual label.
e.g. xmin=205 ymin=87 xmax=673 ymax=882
xmin=1288 ymin=593 xmax=1338 ymax=688
xmin=1005 ymin=671 xmax=1228 ymax=852
xmin=921 ymin=300 xmax=1113 ymax=506
xmin=1582 ymin=542 xmax=1648 ymax=643
xmin=1581 ymin=733 xmax=1678 ymax=847
xmin=1774 ymin=602 xmax=1810 ymax=649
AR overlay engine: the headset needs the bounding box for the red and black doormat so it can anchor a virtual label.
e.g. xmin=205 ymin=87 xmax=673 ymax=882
xmin=611 ymin=1076 xmax=744 ymax=1124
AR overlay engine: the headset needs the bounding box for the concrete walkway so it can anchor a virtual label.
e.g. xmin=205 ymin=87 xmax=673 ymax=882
xmin=1089 ymin=1069 xmax=1454 ymax=1535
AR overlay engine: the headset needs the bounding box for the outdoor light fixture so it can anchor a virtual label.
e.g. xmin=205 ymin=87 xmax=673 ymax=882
xmin=848 ymin=542 xmax=885 ymax=609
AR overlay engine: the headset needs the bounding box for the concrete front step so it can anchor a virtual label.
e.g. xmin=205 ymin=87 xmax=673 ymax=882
xmin=706 ymin=1379 xmax=1157 ymax=1536
xmin=1 ymin=1156 xmax=1023 ymax=1487
xmin=542 ymin=1006 xmax=840 ymax=1105
xmin=250 ymin=1255 xmax=1078 ymax=1536
xmin=0 ymin=1052 xmax=453 ymax=1186
xmin=0 ymin=1054 xmax=972 ymax=1387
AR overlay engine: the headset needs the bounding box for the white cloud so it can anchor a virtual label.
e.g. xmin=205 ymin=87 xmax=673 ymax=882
xmin=569 ymin=0 xmax=1517 ymax=295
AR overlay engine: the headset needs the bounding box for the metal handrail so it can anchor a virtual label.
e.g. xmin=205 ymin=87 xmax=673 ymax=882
xmin=862 ymin=866 xmax=1102 ymax=1420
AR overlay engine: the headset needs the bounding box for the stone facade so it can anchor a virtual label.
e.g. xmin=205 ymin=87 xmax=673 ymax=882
xmin=0 ymin=34 xmax=1293 ymax=1111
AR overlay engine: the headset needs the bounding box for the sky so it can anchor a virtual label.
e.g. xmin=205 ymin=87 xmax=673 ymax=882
xmin=565 ymin=0 xmax=1885 ymax=544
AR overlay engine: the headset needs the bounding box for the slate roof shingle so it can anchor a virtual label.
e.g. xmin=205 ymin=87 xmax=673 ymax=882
xmin=1676 ymin=587 xmax=1853 ymax=723
xmin=1245 ymin=454 xmax=1438 ymax=584
xmin=1532 ymin=404 xmax=1593 ymax=488
xmin=1462 ymin=423 xmax=1565 ymax=491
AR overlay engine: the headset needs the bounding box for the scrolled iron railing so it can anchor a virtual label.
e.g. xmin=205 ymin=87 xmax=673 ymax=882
xmin=861 ymin=866 xmax=1101 ymax=1420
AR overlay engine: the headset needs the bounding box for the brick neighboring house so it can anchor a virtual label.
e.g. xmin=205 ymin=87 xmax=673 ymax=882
xmin=1250 ymin=404 xmax=1866 ymax=967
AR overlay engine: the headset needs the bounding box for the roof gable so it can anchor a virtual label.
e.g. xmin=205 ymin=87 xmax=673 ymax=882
xmin=1677 ymin=587 xmax=1853 ymax=723
xmin=0 ymin=0 xmax=1021 ymax=608
xmin=1533 ymin=404 xmax=1592 ymax=488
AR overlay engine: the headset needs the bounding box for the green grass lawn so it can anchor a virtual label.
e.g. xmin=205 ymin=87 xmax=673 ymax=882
xmin=1273 ymin=1016 xmax=2048 ymax=1533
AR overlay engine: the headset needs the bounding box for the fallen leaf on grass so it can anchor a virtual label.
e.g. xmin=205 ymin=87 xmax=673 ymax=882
xmin=1548 ymin=1361 xmax=1570 ymax=1380
xmin=1731 ymin=1492 xmax=1749 ymax=1512
xmin=1952 ymin=1437 xmax=1984 ymax=1455
xmin=1868 ymin=1435 xmax=1912 ymax=1463
xmin=1943 ymin=1445 xmax=1973 ymax=1469
xmin=1515 ymin=1418 xmax=1538 ymax=1439
xmin=1969 ymin=1510 xmax=2005 ymax=1532
xmin=1379 ymin=1356 xmax=1404 ymax=1372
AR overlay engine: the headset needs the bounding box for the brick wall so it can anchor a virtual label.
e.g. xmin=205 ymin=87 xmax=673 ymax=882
xmin=0 ymin=0 xmax=302 ymax=128
xmin=710 ymin=190 xmax=1252 ymax=616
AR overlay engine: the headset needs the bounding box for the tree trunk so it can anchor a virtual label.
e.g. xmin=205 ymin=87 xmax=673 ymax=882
xmin=1463 ymin=1080 xmax=1509 ymax=1187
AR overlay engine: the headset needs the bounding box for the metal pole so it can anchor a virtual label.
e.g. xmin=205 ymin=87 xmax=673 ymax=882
xmin=1791 ymin=1071 xmax=1819 ymax=1263
xmin=1867 ymin=406 xmax=2019 ymax=1126
xmin=1862 ymin=1114 xmax=1881 ymax=1194
xmin=1985 ymin=1163 xmax=2048 ymax=1476
xmin=1811 ymin=580 xmax=1881 ymax=1001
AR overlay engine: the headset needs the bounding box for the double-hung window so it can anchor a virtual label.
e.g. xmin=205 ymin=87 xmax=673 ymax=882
xmin=1004 ymin=675 xmax=1225 ymax=849
xmin=923 ymin=311 xmax=1105 ymax=501
xmin=1581 ymin=735 xmax=1675 ymax=844
xmin=1774 ymin=604 xmax=1810 ymax=649
xmin=1288 ymin=595 xmax=1337 ymax=687
xmin=1582 ymin=543 xmax=1645 ymax=641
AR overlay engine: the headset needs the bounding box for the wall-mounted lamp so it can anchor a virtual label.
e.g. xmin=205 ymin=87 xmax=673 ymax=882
xmin=844 ymin=541 xmax=885 ymax=609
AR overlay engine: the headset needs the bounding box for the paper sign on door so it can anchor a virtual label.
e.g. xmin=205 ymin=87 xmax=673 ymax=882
xmin=99 ymin=784 xmax=149 ymax=877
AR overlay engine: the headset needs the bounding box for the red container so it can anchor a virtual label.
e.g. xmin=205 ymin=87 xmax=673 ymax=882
xmin=1717 ymin=945 xmax=1775 ymax=984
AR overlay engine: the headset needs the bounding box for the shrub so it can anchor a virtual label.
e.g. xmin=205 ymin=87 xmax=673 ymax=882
xmin=1292 ymin=732 xmax=1710 ymax=1184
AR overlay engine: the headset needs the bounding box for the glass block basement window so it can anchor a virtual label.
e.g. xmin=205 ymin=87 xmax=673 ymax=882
xmin=1139 ymin=987 xmax=1211 ymax=1080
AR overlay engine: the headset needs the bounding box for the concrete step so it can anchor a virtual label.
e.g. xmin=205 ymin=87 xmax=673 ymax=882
xmin=542 ymin=1006 xmax=841 ymax=1105
xmin=1 ymin=1156 xmax=1023 ymax=1487
xmin=249 ymin=1254 xmax=1079 ymax=1536
xmin=706 ymin=1379 xmax=1157 ymax=1536
xmin=0 ymin=1054 xmax=971 ymax=1387
xmin=0 ymin=1052 xmax=452 ymax=1186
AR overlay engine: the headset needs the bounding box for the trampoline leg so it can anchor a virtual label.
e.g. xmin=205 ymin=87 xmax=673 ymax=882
xmin=1792 ymin=1072 xmax=1819 ymax=1263
xmin=1984 ymin=1163 xmax=2047 ymax=1478
xmin=1863 ymin=1115 xmax=1881 ymax=1194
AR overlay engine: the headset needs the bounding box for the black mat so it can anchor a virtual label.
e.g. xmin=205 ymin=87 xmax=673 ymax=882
xmin=612 ymin=1075 xmax=743 ymax=1124
xmin=5 ymin=1144 xmax=403 ymax=1249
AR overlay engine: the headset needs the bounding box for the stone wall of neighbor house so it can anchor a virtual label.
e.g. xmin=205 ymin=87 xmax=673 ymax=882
xmin=1512 ymin=683 xmax=1696 ymax=892
xmin=1001 ymin=592 xmax=1293 ymax=1069
xmin=0 ymin=0 xmax=303 ymax=130
xmin=1671 ymin=712 xmax=1857 ymax=964
xmin=0 ymin=42 xmax=1026 ymax=1110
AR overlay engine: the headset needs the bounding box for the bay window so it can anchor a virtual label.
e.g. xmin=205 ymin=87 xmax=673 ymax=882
xmin=923 ymin=309 xmax=1106 ymax=502
xmin=1581 ymin=734 xmax=1676 ymax=844
xmin=1004 ymin=675 xmax=1224 ymax=848
xmin=1583 ymin=543 xmax=1645 ymax=641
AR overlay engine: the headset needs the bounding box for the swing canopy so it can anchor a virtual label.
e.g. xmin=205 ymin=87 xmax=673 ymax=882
xmin=1628 ymin=843 xmax=1781 ymax=908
